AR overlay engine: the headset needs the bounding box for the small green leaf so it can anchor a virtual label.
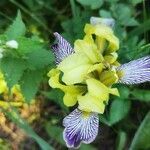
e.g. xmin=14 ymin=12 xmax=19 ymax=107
xmin=5 ymin=10 xmax=26 ymax=40
xmin=131 ymin=89 xmax=150 ymax=102
xmin=26 ymin=49 xmax=54 ymax=69
xmin=99 ymin=115 xmax=111 ymax=126
xmin=128 ymin=19 xmax=150 ymax=38
xmin=111 ymin=4 xmax=133 ymax=26
xmin=130 ymin=111 xmax=150 ymax=150
xmin=124 ymin=18 xmax=139 ymax=26
xmin=108 ymin=99 xmax=131 ymax=125
xmin=20 ymin=70 xmax=43 ymax=102
xmin=0 ymin=57 xmax=26 ymax=88
xmin=99 ymin=10 xmax=112 ymax=18
xmin=76 ymin=0 xmax=103 ymax=9
xmin=17 ymin=37 xmax=43 ymax=54
xmin=131 ymin=0 xmax=142 ymax=6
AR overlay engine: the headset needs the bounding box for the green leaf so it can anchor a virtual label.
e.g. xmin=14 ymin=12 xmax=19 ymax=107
xmin=112 ymin=4 xmax=131 ymax=19
xmin=137 ymin=44 xmax=150 ymax=57
xmin=20 ymin=70 xmax=43 ymax=102
xmin=61 ymin=6 xmax=89 ymax=44
xmin=5 ymin=10 xmax=26 ymax=40
xmin=26 ymin=48 xmax=54 ymax=69
xmin=131 ymin=89 xmax=150 ymax=102
xmin=128 ymin=19 xmax=150 ymax=38
xmin=111 ymin=4 xmax=135 ymax=26
xmin=124 ymin=18 xmax=139 ymax=26
xmin=17 ymin=37 xmax=43 ymax=54
xmin=130 ymin=111 xmax=150 ymax=150
xmin=99 ymin=115 xmax=112 ymax=126
xmin=4 ymin=109 xmax=54 ymax=150
xmin=118 ymin=86 xmax=130 ymax=99
xmin=61 ymin=11 xmax=89 ymax=44
xmin=43 ymin=89 xmax=68 ymax=112
xmin=76 ymin=0 xmax=103 ymax=9
xmin=0 ymin=57 xmax=26 ymax=88
xmin=131 ymin=0 xmax=142 ymax=6
xmin=116 ymin=131 xmax=127 ymax=150
xmin=108 ymin=99 xmax=131 ymax=125
xmin=45 ymin=122 xmax=65 ymax=146
xmin=99 ymin=10 xmax=112 ymax=18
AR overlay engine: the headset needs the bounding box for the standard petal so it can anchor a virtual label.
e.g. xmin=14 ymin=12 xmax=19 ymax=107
xmin=84 ymin=24 xmax=119 ymax=52
xmin=58 ymin=53 xmax=92 ymax=85
xmin=74 ymin=35 xmax=103 ymax=63
xmin=63 ymin=109 xmax=99 ymax=149
xmin=51 ymin=32 xmax=74 ymax=65
xmin=117 ymin=56 xmax=150 ymax=84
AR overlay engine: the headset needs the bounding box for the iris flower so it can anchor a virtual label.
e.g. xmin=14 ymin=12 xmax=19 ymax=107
xmin=48 ymin=17 xmax=150 ymax=149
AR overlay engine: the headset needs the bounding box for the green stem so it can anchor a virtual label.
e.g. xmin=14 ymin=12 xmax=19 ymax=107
xmin=70 ymin=0 xmax=77 ymax=18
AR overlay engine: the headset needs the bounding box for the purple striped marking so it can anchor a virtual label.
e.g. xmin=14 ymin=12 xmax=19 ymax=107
xmin=51 ymin=32 xmax=74 ymax=65
xmin=117 ymin=56 xmax=150 ymax=84
xmin=63 ymin=109 xmax=99 ymax=149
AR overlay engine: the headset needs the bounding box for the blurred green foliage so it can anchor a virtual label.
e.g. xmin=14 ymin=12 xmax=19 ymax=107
xmin=0 ymin=0 xmax=149 ymax=149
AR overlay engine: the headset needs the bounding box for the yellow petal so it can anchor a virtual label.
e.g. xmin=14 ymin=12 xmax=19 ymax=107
xmin=86 ymin=78 xmax=119 ymax=101
xmin=95 ymin=37 xmax=107 ymax=54
xmin=78 ymin=93 xmax=105 ymax=114
xmin=84 ymin=24 xmax=119 ymax=53
xmin=104 ymin=52 xmax=118 ymax=64
xmin=74 ymin=35 xmax=103 ymax=63
xmin=77 ymin=78 xmax=119 ymax=113
xmin=63 ymin=93 xmax=78 ymax=106
xmin=109 ymin=88 xmax=120 ymax=96
xmin=100 ymin=70 xmax=119 ymax=86
xmin=11 ymin=85 xmax=24 ymax=102
xmin=48 ymin=68 xmax=85 ymax=107
xmin=86 ymin=78 xmax=109 ymax=101
xmin=0 ymin=79 xmax=8 ymax=94
xmin=0 ymin=72 xmax=8 ymax=94
xmin=58 ymin=53 xmax=92 ymax=85
xmin=48 ymin=68 xmax=64 ymax=89
xmin=87 ymin=63 xmax=103 ymax=74
xmin=113 ymin=61 xmax=121 ymax=67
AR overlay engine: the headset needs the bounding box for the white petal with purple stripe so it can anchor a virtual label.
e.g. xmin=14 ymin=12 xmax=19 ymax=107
xmin=63 ymin=109 xmax=99 ymax=149
xmin=51 ymin=32 xmax=74 ymax=65
xmin=117 ymin=56 xmax=150 ymax=84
